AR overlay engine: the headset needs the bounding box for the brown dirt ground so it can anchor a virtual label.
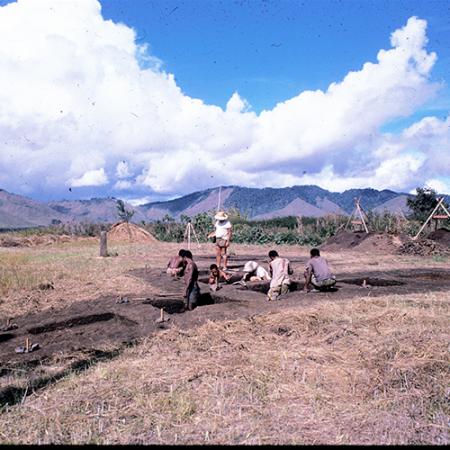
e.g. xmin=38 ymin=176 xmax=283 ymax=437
xmin=0 ymin=236 xmax=448 ymax=444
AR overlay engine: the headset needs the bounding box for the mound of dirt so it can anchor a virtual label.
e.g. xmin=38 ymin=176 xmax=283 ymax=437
xmin=397 ymin=239 xmax=450 ymax=256
xmin=107 ymin=222 xmax=157 ymax=243
xmin=427 ymin=228 xmax=450 ymax=247
xmin=320 ymin=230 xmax=370 ymax=251
xmin=320 ymin=230 xmax=408 ymax=253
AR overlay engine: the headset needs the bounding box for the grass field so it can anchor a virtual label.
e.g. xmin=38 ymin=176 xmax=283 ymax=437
xmin=0 ymin=237 xmax=448 ymax=444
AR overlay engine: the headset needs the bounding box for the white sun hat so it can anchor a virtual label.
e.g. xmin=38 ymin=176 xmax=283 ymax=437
xmin=243 ymin=261 xmax=258 ymax=273
xmin=214 ymin=211 xmax=228 ymax=221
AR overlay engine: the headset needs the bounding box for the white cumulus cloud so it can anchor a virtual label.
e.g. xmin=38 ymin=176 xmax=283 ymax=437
xmin=0 ymin=1 xmax=448 ymax=201
xmin=69 ymin=168 xmax=108 ymax=187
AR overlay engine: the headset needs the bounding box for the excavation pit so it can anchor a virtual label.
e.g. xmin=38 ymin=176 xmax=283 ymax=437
xmin=399 ymin=272 xmax=450 ymax=281
xmin=339 ymin=278 xmax=405 ymax=287
xmin=235 ymin=280 xmax=304 ymax=294
xmin=0 ymin=333 xmax=16 ymax=343
xmin=143 ymin=292 xmax=228 ymax=313
xmin=27 ymin=313 xmax=137 ymax=335
xmin=198 ymin=273 xmax=244 ymax=285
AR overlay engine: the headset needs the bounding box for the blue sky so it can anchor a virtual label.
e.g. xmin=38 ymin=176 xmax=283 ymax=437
xmin=0 ymin=0 xmax=449 ymax=202
xmin=100 ymin=0 xmax=450 ymax=116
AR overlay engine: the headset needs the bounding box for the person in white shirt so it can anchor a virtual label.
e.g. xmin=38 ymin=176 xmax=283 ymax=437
xmin=242 ymin=261 xmax=271 ymax=282
xmin=267 ymin=250 xmax=293 ymax=301
xmin=207 ymin=211 xmax=233 ymax=270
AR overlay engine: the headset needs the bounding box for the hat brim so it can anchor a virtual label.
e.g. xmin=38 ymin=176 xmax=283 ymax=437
xmin=215 ymin=214 xmax=228 ymax=220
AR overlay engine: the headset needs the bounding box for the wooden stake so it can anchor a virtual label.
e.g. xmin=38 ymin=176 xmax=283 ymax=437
xmin=25 ymin=338 xmax=30 ymax=352
xmin=160 ymin=308 xmax=164 ymax=322
xmin=99 ymin=231 xmax=108 ymax=257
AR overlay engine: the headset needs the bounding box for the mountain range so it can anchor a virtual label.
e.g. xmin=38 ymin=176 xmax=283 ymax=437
xmin=0 ymin=185 xmax=447 ymax=229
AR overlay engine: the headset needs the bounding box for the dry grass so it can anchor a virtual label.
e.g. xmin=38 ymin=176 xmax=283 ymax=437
xmin=0 ymin=294 xmax=448 ymax=445
xmin=0 ymin=235 xmax=449 ymax=444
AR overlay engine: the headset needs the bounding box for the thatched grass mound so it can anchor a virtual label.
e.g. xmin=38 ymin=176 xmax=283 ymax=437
xmin=107 ymin=221 xmax=157 ymax=243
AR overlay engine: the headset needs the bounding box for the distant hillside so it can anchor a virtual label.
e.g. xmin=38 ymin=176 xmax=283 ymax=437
xmin=140 ymin=185 xmax=417 ymax=220
xmin=0 ymin=190 xmax=140 ymax=229
xmin=47 ymin=198 xmax=147 ymax=224
xmin=0 ymin=186 xmax=448 ymax=229
xmin=0 ymin=189 xmax=65 ymax=228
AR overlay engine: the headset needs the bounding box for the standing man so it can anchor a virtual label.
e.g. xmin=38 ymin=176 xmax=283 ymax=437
xmin=182 ymin=250 xmax=200 ymax=310
xmin=208 ymin=210 xmax=233 ymax=270
xmin=267 ymin=250 xmax=293 ymax=301
xmin=304 ymin=248 xmax=336 ymax=293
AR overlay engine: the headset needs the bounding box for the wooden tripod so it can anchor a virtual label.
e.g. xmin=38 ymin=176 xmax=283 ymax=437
xmin=345 ymin=197 xmax=369 ymax=233
xmin=413 ymin=197 xmax=450 ymax=240
xmin=184 ymin=221 xmax=200 ymax=250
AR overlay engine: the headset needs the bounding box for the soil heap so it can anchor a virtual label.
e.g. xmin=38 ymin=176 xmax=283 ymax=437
xmin=107 ymin=222 xmax=157 ymax=243
xmin=397 ymin=238 xmax=450 ymax=256
xmin=320 ymin=230 xmax=408 ymax=253
xmin=427 ymin=228 xmax=450 ymax=247
xmin=319 ymin=230 xmax=370 ymax=251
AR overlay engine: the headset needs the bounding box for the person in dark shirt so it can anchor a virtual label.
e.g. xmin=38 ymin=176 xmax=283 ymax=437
xmin=182 ymin=250 xmax=200 ymax=310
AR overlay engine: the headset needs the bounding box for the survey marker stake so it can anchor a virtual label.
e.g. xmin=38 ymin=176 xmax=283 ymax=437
xmin=156 ymin=308 xmax=170 ymax=324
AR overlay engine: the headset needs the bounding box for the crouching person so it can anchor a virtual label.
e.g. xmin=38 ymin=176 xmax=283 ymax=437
xmin=243 ymin=261 xmax=271 ymax=282
xmin=183 ymin=250 xmax=200 ymax=310
xmin=208 ymin=264 xmax=231 ymax=292
xmin=267 ymin=250 xmax=293 ymax=301
xmin=304 ymin=248 xmax=336 ymax=293
xmin=166 ymin=249 xmax=186 ymax=276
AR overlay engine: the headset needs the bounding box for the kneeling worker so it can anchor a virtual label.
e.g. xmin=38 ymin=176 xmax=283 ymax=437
xmin=304 ymin=248 xmax=336 ymax=292
xmin=267 ymin=250 xmax=293 ymax=301
xmin=166 ymin=249 xmax=186 ymax=276
xmin=208 ymin=264 xmax=231 ymax=292
xmin=242 ymin=261 xmax=271 ymax=282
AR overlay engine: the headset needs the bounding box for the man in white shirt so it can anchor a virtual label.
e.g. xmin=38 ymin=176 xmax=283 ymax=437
xmin=207 ymin=210 xmax=233 ymax=270
xmin=267 ymin=250 xmax=293 ymax=301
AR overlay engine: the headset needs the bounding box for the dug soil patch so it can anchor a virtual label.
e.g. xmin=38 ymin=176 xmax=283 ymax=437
xmin=2 ymin=259 xmax=450 ymax=408
xmin=320 ymin=230 xmax=409 ymax=253
xmin=427 ymin=228 xmax=450 ymax=247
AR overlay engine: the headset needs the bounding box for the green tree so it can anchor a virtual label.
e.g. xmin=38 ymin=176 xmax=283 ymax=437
xmin=407 ymin=187 xmax=441 ymax=221
xmin=116 ymin=199 xmax=135 ymax=223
